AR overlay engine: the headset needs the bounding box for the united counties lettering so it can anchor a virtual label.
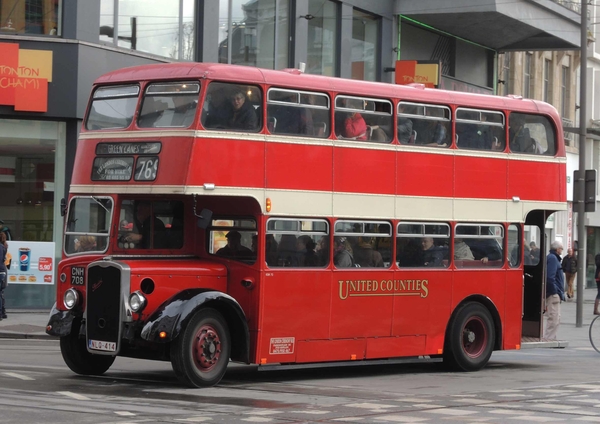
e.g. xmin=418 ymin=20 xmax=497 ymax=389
xmin=338 ymin=279 xmax=429 ymax=300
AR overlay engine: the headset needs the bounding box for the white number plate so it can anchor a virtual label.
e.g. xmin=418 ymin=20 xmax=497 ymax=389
xmin=88 ymin=339 xmax=116 ymax=352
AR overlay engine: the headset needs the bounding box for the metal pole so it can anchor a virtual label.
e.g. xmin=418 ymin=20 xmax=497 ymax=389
xmin=576 ymin=0 xmax=588 ymax=328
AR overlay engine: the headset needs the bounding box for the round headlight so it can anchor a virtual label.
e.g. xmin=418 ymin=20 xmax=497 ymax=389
xmin=129 ymin=291 xmax=147 ymax=313
xmin=63 ymin=288 xmax=79 ymax=310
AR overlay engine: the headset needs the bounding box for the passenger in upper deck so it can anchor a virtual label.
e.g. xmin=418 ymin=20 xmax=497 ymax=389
xmin=224 ymin=90 xmax=258 ymax=130
xmin=170 ymin=95 xmax=197 ymax=127
xmin=509 ymin=114 xmax=544 ymax=154
xmin=415 ymin=109 xmax=448 ymax=147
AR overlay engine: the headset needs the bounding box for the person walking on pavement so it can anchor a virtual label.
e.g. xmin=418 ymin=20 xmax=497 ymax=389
xmin=0 ymin=232 xmax=7 ymax=321
xmin=594 ymin=253 xmax=600 ymax=315
xmin=545 ymin=240 xmax=565 ymax=340
xmin=561 ymin=247 xmax=577 ymax=300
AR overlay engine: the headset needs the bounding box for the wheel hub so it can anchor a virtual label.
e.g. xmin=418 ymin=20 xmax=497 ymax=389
xmin=462 ymin=316 xmax=487 ymax=358
xmin=193 ymin=325 xmax=222 ymax=371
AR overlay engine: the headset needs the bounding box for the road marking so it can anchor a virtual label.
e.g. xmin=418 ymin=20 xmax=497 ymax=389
xmin=57 ymin=391 xmax=91 ymax=401
xmin=370 ymin=415 xmax=428 ymax=422
xmin=2 ymin=372 xmax=34 ymax=381
xmin=114 ymin=411 xmax=136 ymax=416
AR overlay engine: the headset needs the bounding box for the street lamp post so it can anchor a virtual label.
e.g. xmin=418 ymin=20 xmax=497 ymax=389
xmin=576 ymin=0 xmax=588 ymax=328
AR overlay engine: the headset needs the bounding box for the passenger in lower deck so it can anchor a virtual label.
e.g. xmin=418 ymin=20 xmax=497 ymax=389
xmin=216 ymin=230 xmax=254 ymax=259
xmin=421 ymin=237 xmax=444 ymax=267
xmin=454 ymin=238 xmax=475 ymax=260
xmin=333 ymin=237 xmax=354 ymax=268
xmin=294 ymin=235 xmax=319 ymax=267
xmin=352 ymin=236 xmax=384 ymax=267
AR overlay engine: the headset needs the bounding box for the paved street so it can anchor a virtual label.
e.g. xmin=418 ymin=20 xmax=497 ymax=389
xmin=0 ymin=288 xmax=599 ymax=423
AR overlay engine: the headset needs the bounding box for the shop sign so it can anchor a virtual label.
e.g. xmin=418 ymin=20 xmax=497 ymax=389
xmin=0 ymin=42 xmax=53 ymax=112
xmin=5 ymin=241 xmax=55 ymax=285
xmin=395 ymin=60 xmax=440 ymax=88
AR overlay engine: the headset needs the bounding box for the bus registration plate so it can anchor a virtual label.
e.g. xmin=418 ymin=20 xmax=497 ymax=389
xmin=89 ymin=339 xmax=116 ymax=352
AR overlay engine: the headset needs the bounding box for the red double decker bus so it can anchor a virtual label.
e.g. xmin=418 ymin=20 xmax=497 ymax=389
xmin=46 ymin=63 xmax=566 ymax=387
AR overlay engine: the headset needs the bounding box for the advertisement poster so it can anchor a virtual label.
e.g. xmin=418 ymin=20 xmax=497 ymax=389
xmin=5 ymin=241 xmax=55 ymax=285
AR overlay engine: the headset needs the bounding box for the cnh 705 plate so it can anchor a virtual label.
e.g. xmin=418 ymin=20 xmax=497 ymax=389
xmin=88 ymin=339 xmax=116 ymax=352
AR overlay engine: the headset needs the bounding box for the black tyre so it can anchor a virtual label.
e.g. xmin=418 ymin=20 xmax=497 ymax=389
xmin=170 ymin=308 xmax=231 ymax=388
xmin=60 ymin=331 xmax=115 ymax=376
xmin=444 ymin=302 xmax=495 ymax=371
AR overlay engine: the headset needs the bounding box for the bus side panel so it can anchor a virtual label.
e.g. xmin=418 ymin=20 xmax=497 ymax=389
xmin=333 ymin=147 xmax=395 ymax=195
xmin=455 ymin=156 xmax=507 ymax=200
xmin=366 ymin=335 xmax=426 ymax=359
xmin=508 ymin=161 xmax=563 ymax=202
xmin=189 ymin=137 xmax=265 ymax=188
xmin=504 ymin=269 xmax=524 ymax=350
xmin=392 ymin=269 xmax=452 ymax=356
xmin=397 ymin=151 xmax=453 ymax=198
xmin=296 ymin=339 xmax=366 ymax=363
xmin=265 ymin=142 xmax=332 ymax=191
xmin=331 ymin=270 xmax=394 ymax=339
xmin=257 ymin=270 xmax=331 ymax=363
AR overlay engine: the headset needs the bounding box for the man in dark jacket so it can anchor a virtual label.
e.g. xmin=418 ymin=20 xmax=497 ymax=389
xmin=561 ymin=248 xmax=577 ymax=299
xmin=226 ymin=90 xmax=258 ymax=130
xmin=545 ymin=240 xmax=565 ymax=340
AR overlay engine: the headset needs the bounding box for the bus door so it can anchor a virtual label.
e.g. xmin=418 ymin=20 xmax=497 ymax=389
xmin=522 ymin=212 xmax=546 ymax=339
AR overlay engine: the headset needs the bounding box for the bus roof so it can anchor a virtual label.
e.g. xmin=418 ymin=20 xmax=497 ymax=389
xmin=94 ymin=62 xmax=558 ymax=118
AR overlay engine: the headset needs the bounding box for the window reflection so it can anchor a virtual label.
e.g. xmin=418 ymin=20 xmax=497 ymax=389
xmin=0 ymin=0 xmax=60 ymax=35
xmin=219 ymin=0 xmax=289 ymax=69
xmin=100 ymin=0 xmax=195 ymax=60
xmin=306 ymin=0 xmax=337 ymax=76
xmin=352 ymin=10 xmax=379 ymax=81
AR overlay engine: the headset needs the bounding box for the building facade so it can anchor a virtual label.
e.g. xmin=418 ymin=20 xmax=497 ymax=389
xmin=0 ymin=0 xmax=581 ymax=308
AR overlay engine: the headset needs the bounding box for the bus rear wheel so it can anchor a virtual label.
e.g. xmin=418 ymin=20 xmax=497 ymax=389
xmin=444 ymin=302 xmax=494 ymax=371
xmin=60 ymin=331 xmax=115 ymax=376
xmin=170 ymin=308 xmax=231 ymax=388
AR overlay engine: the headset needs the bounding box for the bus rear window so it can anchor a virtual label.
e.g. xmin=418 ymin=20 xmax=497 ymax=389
xmin=509 ymin=113 xmax=557 ymax=155
xmin=86 ymin=85 xmax=139 ymax=130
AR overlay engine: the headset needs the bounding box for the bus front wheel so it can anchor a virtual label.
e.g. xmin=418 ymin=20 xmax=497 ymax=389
xmin=60 ymin=331 xmax=115 ymax=376
xmin=170 ymin=308 xmax=231 ymax=388
xmin=444 ymin=302 xmax=495 ymax=372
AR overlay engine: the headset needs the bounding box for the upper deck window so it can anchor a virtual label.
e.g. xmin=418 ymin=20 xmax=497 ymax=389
xmin=202 ymin=82 xmax=262 ymax=132
xmin=455 ymin=108 xmax=505 ymax=151
xmin=335 ymin=96 xmax=393 ymax=143
xmin=397 ymin=102 xmax=451 ymax=147
xmin=509 ymin=113 xmax=557 ymax=156
xmin=64 ymin=197 xmax=113 ymax=255
xmin=138 ymin=82 xmax=200 ymax=128
xmin=267 ymin=88 xmax=330 ymax=138
xmin=86 ymin=85 xmax=139 ymax=130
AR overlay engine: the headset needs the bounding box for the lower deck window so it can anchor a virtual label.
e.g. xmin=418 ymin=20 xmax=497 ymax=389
xmin=334 ymin=220 xmax=391 ymax=268
xmin=267 ymin=218 xmax=329 ymax=267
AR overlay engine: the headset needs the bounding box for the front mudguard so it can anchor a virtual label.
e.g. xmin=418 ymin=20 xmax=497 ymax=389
xmin=140 ymin=289 xmax=250 ymax=362
xmin=46 ymin=302 xmax=75 ymax=337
